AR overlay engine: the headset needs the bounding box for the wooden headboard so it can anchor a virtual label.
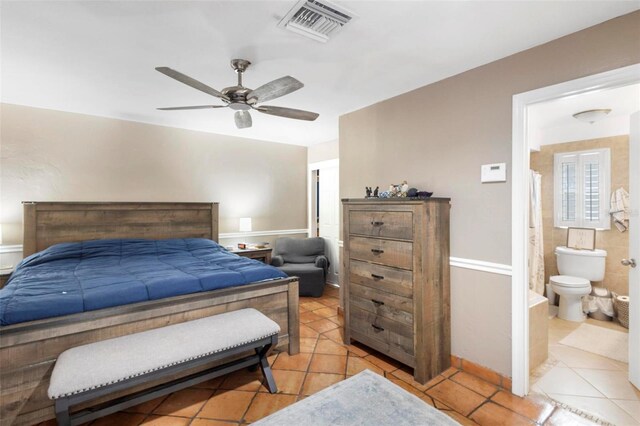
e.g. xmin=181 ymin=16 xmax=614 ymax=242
xmin=22 ymin=202 xmax=219 ymax=256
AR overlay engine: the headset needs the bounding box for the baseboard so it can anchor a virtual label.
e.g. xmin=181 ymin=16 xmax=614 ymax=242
xmin=450 ymin=355 xmax=512 ymax=391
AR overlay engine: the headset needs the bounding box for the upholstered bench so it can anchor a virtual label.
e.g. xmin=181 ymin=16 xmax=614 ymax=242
xmin=48 ymin=308 xmax=279 ymax=426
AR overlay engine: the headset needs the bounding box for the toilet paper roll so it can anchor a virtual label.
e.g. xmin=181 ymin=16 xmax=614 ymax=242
xmin=616 ymin=295 xmax=630 ymax=302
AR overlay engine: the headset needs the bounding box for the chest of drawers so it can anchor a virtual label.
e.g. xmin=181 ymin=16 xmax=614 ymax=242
xmin=342 ymin=198 xmax=451 ymax=384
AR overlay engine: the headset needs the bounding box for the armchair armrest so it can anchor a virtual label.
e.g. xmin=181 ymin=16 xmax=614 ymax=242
xmin=271 ymin=255 xmax=285 ymax=267
xmin=314 ymin=255 xmax=329 ymax=271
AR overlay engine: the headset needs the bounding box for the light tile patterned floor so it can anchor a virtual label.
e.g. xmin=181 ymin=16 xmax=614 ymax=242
xmin=531 ymin=316 xmax=640 ymax=425
xmin=37 ymin=287 xmax=603 ymax=426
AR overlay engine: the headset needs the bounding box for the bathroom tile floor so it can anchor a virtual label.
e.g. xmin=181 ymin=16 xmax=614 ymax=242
xmin=36 ymin=287 xmax=603 ymax=426
xmin=531 ymin=316 xmax=640 ymax=425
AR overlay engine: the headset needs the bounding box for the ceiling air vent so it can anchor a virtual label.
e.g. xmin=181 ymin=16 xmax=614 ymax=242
xmin=278 ymin=0 xmax=354 ymax=43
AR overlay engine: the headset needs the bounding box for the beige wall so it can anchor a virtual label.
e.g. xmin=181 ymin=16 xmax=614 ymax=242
xmin=0 ymin=104 xmax=308 ymax=247
xmin=308 ymin=139 xmax=339 ymax=164
xmin=339 ymin=11 xmax=640 ymax=376
xmin=530 ymin=135 xmax=629 ymax=296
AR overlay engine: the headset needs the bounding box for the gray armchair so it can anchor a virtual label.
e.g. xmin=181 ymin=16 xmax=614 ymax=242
xmin=271 ymin=237 xmax=329 ymax=297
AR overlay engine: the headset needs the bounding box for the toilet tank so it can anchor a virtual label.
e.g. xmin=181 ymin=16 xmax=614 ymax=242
xmin=555 ymin=246 xmax=607 ymax=281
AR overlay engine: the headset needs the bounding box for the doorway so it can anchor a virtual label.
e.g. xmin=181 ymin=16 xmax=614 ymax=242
xmin=525 ymin=84 xmax=639 ymax=424
xmin=511 ymin=63 xmax=640 ymax=402
xmin=308 ymin=159 xmax=340 ymax=285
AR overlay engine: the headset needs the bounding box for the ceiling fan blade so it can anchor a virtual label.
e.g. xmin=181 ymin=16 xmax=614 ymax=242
xmin=234 ymin=110 xmax=252 ymax=129
xmin=157 ymin=105 xmax=227 ymax=110
xmin=156 ymin=67 xmax=229 ymax=101
xmin=255 ymin=105 xmax=319 ymax=121
xmin=248 ymin=76 xmax=303 ymax=103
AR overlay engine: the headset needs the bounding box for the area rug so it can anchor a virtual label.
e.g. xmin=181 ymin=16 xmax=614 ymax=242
xmin=559 ymin=323 xmax=628 ymax=363
xmin=253 ymin=370 xmax=460 ymax=425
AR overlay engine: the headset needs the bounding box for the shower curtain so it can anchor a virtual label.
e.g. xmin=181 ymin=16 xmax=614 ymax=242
xmin=529 ymin=170 xmax=545 ymax=295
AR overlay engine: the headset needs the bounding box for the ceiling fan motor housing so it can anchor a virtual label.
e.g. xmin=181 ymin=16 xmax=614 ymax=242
xmin=222 ymin=86 xmax=254 ymax=110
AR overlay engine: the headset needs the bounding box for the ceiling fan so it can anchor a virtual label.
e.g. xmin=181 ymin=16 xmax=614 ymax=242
xmin=155 ymin=59 xmax=319 ymax=129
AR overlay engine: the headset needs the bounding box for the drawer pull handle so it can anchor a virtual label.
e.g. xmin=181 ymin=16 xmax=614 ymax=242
xmin=371 ymin=248 xmax=384 ymax=254
xmin=371 ymin=324 xmax=385 ymax=332
xmin=371 ymin=273 xmax=385 ymax=280
xmin=371 ymin=299 xmax=385 ymax=307
xmin=371 ymin=221 xmax=385 ymax=226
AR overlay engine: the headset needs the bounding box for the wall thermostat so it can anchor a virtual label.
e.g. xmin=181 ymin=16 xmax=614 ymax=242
xmin=481 ymin=163 xmax=507 ymax=183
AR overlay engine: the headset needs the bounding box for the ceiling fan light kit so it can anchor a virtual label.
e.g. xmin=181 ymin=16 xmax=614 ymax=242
xmin=156 ymin=59 xmax=319 ymax=129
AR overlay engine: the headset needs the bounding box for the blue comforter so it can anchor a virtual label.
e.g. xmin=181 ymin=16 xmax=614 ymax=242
xmin=0 ymin=238 xmax=287 ymax=326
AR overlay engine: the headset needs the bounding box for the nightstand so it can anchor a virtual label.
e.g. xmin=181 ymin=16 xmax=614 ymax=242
xmin=229 ymin=247 xmax=273 ymax=264
xmin=0 ymin=270 xmax=12 ymax=289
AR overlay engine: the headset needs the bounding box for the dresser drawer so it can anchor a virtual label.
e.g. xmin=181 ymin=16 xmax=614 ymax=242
xmin=349 ymin=236 xmax=413 ymax=270
xmin=349 ymin=210 xmax=413 ymax=240
xmin=350 ymin=306 xmax=414 ymax=356
xmin=350 ymin=283 xmax=413 ymax=327
xmin=349 ymin=260 xmax=413 ymax=298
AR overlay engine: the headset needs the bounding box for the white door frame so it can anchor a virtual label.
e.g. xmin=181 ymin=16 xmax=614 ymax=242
xmin=308 ymin=159 xmax=340 ymax=238
xmin=628 ymin=111 xmax=639 ymax=390
xmin=511 ymin=63 xmax=640 ymax=397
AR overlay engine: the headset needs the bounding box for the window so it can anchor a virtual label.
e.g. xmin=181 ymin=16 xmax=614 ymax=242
xmin=554 ymin=148 xmax=610 ymax=229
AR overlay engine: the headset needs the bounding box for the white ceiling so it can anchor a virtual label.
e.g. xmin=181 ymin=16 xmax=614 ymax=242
xmin=1 ymin=1 xmax=638 ymax=146
xmin=528 ymin=83 xmax=640 ymax=149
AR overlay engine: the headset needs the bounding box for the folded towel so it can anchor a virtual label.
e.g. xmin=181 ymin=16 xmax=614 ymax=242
xmin=610 ymin=187 xmax=629 ymax=232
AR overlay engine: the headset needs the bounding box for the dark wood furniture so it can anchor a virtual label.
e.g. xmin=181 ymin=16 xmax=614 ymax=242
xmin=0 ymin=202 xmax=299 ymax=426
xmin=342 ymin=198 xmax=451 ymax=384
xmin=231 ymin=247 xmax=273 ymax=264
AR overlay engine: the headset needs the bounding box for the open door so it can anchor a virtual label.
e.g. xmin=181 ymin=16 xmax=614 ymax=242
xmin=629 ymin=111 xmax=639 ymax=390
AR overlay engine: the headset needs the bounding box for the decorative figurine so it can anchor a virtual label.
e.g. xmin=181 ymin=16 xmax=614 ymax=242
xmin=401 ymin=181 xmax=409 ymax=195
xmin=373 ymin=186 xmax=379 ymax=197
xmin=365 ymin=187 xmax=372 ymax=198
xmin=381 ymin=181 xmax=430 ymax=198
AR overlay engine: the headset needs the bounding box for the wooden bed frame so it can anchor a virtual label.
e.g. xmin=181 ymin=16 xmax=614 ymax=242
xmin=0 ymin=202 xmax=300 ymax=426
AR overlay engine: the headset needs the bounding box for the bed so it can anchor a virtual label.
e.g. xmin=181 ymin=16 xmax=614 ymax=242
xmin=0 ymin=202 xmax=300 ymax=426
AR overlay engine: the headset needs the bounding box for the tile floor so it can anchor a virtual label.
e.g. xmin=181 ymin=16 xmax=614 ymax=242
xmin=38 ymin=286 xmax=605 ymax=426
xmin=531 ymin=316 xmax=640 ymax=425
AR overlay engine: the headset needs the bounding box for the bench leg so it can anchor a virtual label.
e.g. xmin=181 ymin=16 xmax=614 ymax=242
xmin=55 ymin=399 xmax=71 ymax=426
xmin=256 ymin=338 xmax=278 ymax=394
xmin=259 ymin=355 xmax=278 ymax=394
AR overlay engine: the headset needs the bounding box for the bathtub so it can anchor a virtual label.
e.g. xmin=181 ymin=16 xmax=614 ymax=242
xmin=529 ymin=290 xmax=549 ymax=371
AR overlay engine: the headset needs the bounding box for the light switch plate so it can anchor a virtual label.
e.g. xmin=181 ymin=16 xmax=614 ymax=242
xmin=481 ymin=163 xmax=507 ymax=183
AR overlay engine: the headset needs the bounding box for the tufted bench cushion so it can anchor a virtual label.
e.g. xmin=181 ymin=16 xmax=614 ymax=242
xmin=48 ymin=308 xmax=280 ymax=399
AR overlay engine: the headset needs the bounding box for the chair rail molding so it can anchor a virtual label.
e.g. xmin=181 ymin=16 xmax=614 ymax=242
xmin=0 ymin=245 xmax=22 ymax=254
xmin=0 ymin=230 xmax=310 ymax=253
xmin=219 ymin=229 xmax=309 ymax=239
xmin=449 ymin=257 xmax=512 ymax=276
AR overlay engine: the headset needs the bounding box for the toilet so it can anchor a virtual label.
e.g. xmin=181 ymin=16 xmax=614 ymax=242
xmin=550 ymin=246 xmax=607 ymax=322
